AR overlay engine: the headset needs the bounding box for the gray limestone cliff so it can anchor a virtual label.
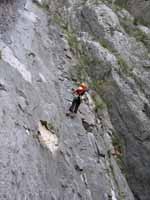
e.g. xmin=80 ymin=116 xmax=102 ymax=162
xmin=0 ymin=0 xmax=150 ymax=200
xmin=116 ymin=0 xmax=150 ymax=26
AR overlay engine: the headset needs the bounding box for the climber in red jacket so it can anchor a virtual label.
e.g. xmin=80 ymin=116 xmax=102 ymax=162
xmin=68 ymin=83 xmax=88 ymax=114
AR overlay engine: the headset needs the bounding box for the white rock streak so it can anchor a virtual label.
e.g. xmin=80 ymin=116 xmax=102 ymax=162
xmin=0 ymin=42 xmax=32 ymax=83
xmin=111 ymin=189 xmax=117 ymax=200
xmin=38 ymin=122 xmax=58 ymax=154
xmin=19 ymin=10 xmax=38 ymax=23
xmin=39 ymin=73 xmax=47 ymax=82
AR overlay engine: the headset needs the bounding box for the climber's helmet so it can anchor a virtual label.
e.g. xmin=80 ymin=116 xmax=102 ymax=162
xmin=80 ymin=83 xmax=88 ymax=91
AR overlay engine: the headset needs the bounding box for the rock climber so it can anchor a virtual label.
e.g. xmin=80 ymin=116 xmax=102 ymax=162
xmin=67 ymin=83 xmax=88 ymax=115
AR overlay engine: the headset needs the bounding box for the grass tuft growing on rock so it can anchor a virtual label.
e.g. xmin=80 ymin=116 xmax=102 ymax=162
xmin=53 ymin=11 xmax=112 ymax=111
xmin=52 ymin=14 xmax=87 ymax=81
xmin=111 ymin=133 xmax=126 ymax=175
xmin=93 ymin=94 xmax=106 ymax=112
xmin=114 ymin=0 xmax=128 ymax=9
xmin=90 ymin=79 xmax=113 ymax=108
xmin=99 ymin=38 xmax=117 ymax=54
xmin=117 ymin=55 xmax=133 ymax=76
xmin=100 ymin=39 xmax=110 ymax=50
xmin=53 ymin=14 xmax=68 ymax=30
xmin=119 ymin=15 xmax=150 ymax=51
xmin=135 ymin=17 xmax=150 ymax=28
xmin=133 ymin=29 xmax=150 ymax=50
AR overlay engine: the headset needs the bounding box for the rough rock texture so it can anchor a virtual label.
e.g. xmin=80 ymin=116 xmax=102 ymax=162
xmin=116 ymin=0 xmax=150 ymax=26
xmin=0 ymin=0 xmax=135 ymax=199
xmin=64 ymin=1 xmax=150 ymax=199
xmin=47 ymin=0 xmax=150 ymax=199
xmin=0 ymin=0 xmax=150 ymax=200
xmin=127 ymin=0 xmax=150 ymax=26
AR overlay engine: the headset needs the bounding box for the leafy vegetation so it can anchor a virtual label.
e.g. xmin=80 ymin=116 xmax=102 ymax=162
xmin=112 ymin=133 xmax=126 ymax=174
xmin=90 ymin=79 xmax=113 ymax=108
xmin=135 ymin=17 xmax=150 ymax=28
xmin=92 ymin=93 xmax=106 ymax=111
xmin=99 ymin=39 xmax=117 ymax=55
xmin=53 ymin=12 xmax=114 ymax=110
xmin=112 ymin=134 xmax=122 ymax=154
xmin=53 ymin=14 xmax=68 ymax=30
xmin=53 ymin=15 xmax=90 ymax=81
xmin=117 ymin=55 xmax=132 ymax=76
xmin=120 ymin=18 xmax=135 ymax=34
xmin=119 ymin=15 xmax=150 ymax=51
xmin=114 ymin=0 xmax=128 ymax=9
xmin=133 ymin=29 xmax=150 ymax=50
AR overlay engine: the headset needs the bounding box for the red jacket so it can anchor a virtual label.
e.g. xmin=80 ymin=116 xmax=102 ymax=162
xmin=74 ymin=86 xmax=87 ymax=96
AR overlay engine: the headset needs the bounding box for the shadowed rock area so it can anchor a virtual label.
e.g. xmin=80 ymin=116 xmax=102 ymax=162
xmin=116 ymin=0 xmax=150 ymax=26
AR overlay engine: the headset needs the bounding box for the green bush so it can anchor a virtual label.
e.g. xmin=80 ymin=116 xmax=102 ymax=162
xmin=117 ymin=55 xmax=132 ymax=76
xmin=114 ymin=0 xmax=128 ymax=9
xmin=133 ymin=29 xmax=150 ymax=50
xmin=120 ymin=18 xmax=135 ymax=35
xmin=100 ymin=39 xmax=110 ymax=49
xmin=112 ymin=134 xmax=122 ymax=152
xmin=112 ymin=133 xmax=126 ymax=172
xmin=93 ymin=94 xmax=106 ymax=112
xmin=119 ymin=15 xmax=150 ymax=50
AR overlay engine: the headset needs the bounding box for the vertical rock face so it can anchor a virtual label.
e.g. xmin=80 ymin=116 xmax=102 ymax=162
xmin=48 ymin=0 xmax=150 ymax=199
xmin=67 ymin=1 xmax=150 ymax=199
xmin=0 ymin=0 xmax=149 ymax=200
xmin=0 ymin=0 xmax=134 ymax=199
